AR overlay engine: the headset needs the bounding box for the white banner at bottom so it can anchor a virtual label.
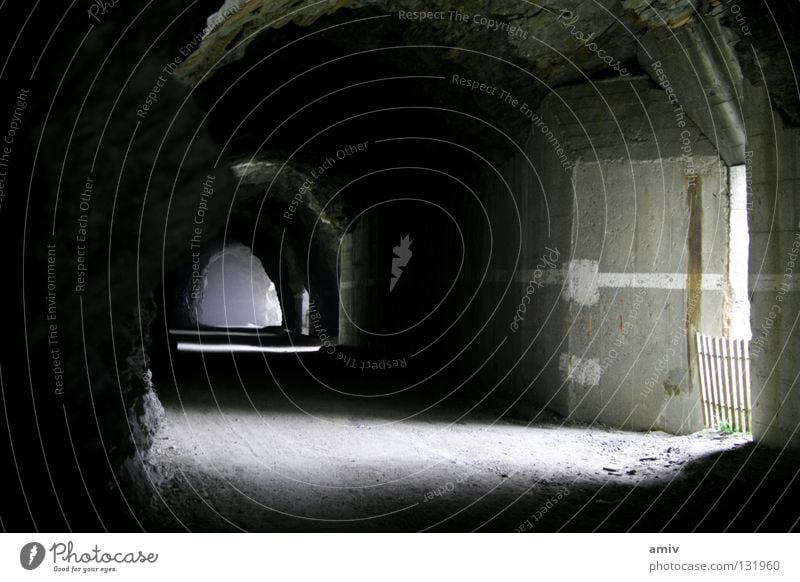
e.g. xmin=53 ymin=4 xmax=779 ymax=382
xmin=0 ymin=533 xmax=796 ymax=581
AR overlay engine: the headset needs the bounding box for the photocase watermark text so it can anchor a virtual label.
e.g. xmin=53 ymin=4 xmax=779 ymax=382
xmin=46 ymin=244 xmax=65 ymax=396
xmin=451 ymin=76 xmax=572 ymax=171
xmin=87 ymin=0 xmax=121 ymax=23
xmin=284 ymin=141 xmax=368 ymax=221
xmin=751 ymin=224 xmax=800 ymax=359
xmin=398 ymin=10 xmax=528 ymax=39
xmin=514 ymin=487 xmax=570 ymax=531
xmin=74 ymin=175 xmax=94 ymax=293
xmin=0 ymin=87 xmax=30 ymax=217
xmin=189 ymin=175 xmax=215 ymax=300
xmin=556 ymin=10 xmax=629 ymax=77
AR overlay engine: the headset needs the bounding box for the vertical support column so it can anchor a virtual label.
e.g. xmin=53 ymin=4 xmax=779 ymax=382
xmin=745 ymin=81 xmax=800 ymax=450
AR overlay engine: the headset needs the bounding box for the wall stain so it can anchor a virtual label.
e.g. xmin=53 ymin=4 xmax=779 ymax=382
xmin=686 ymin=174 xmax=703 ymax=390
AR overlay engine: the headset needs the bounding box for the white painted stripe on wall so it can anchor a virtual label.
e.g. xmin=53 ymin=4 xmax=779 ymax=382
xmin=500 ymin=268 xmax=724 ymax=289
xmin=511 ymin=259 xmax=725 ymax=302
xmin=599 ymin=272 xmax=725 ymax=290
xmin=343 ymin=261 xmax=728 ymax=296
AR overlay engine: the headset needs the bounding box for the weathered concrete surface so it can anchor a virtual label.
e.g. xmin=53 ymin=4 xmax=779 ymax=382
xmin=470 ymin=121 xmax=572 ymax=419
xmin=481 ymin=77 xmax=733 ymax=434
xmin=565 ymin=155 xmax=726 ymax=434
xmin=638 ymin=15 xmax=746 ymax=166
xmin=744 ymin=79 xmax=800 ymax=451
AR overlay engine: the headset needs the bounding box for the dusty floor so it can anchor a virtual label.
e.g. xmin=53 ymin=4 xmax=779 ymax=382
xmin=140 ymin=354 xmax=800 ymax=532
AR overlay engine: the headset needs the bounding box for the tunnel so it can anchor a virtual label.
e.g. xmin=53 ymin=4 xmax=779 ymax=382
xmin=175 ymin=239 xmax=283 ymax=330
xmin=1 ymin=0 xmax=800 ymax=535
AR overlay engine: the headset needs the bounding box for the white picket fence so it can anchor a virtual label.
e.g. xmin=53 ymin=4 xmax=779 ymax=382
xmin=695 ymin=333 xmax=752 ymax=432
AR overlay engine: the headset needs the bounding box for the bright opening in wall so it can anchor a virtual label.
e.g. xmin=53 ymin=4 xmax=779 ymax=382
xmin=694 ymin=165 xmax=753 ymax=434
xmin=171 ymin=242 xmax=324 ymax=353
xmin=728 ymin=165 xmax=751 ymax=340
xmin=197 ymin=242 xmax=283 ymax=328
xmin=301 ymin=288 xmax=311 ymax=335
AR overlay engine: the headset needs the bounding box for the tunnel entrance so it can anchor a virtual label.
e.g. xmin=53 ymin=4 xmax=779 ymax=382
xmin=188 ymin=241 xmax=281 ymax=329
xmin=168 ymin=240 xmax=321 ymax=354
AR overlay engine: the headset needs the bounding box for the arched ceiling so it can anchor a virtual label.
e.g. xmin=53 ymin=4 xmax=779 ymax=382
xmin=176 ymin=0 xmax=697 ymax=88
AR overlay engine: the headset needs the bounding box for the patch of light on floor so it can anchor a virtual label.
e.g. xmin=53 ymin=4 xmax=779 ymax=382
xmin=156 ymin=402 xmax=750 ymax=486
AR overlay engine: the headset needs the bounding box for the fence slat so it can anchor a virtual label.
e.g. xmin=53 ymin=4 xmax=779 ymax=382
xmin=707 ymin=336 xmax=719 ymax=426
xmin=695 ymin=332 xmax=752 ymax=433
xmin=720 ymin=338 xmax=730 ymax=426
xmin=696 ymin=332 xmax=712 ymax=427
xmin=711 ymin=335 xmax=720 ymax=426
xmin=706 ymin=334 xmax=717 ymax=427
xmin=737 ymin=339 xmax=746 ymax=431
xmin=743 ymin=340 xmax=753 ymax=432
xmin=714 ymin=336 xmax=726 ymax=425
xmin=725 ymin=339 xmax=738 ymax=429
xmin=731 ymin=339 xmax=745 ymax=431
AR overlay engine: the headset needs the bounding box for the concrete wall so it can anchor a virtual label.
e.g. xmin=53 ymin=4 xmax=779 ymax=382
xmin=334 ymin=76 xmax=752 ymax=438
xmin=471 ymin=119 xmax=572 ymax=417
xmin=338 ymin=212 xmax=378 ymax=350
xmin=744 ymin=79 xmax=800 ymax=450
xmin=491 ymin=77 xmax=733 ymax=433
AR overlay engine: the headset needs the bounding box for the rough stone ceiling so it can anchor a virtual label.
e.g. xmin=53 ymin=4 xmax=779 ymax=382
xmin=173 ymin=0 xmax=800 ymax=146
xmin=176 ymin=0 xmax=700 ymax=89
xmin=168 ymin=0 xmax=763 ymax=234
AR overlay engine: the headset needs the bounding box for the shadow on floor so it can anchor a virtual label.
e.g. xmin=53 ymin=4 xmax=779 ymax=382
xmin=136 ymin=352 xmax=800 ymax=532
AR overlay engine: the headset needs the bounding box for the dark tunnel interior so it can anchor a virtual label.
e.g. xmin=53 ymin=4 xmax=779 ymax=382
xmin=1 ymin=0 xmax=800 ymax=537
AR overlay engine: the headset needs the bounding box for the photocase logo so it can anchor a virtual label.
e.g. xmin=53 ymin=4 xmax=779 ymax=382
xmin=390 ymin=234 xmax=413 ymax=292
xmin=20 ymin=542 xmax=46 ymax=570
